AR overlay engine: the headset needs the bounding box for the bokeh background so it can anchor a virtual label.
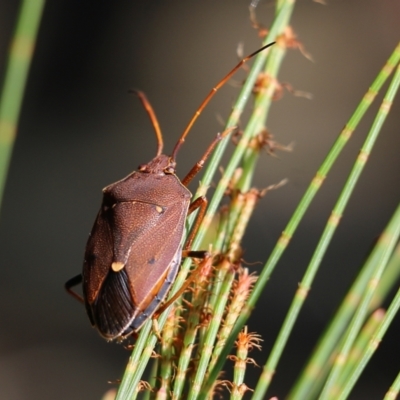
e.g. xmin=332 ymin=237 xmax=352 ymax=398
xmin=0 ymin=1 xmax=399 ymax=399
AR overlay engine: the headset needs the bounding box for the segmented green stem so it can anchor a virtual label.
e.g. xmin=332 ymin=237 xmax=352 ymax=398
xmin=208 ymin=191 xmax=261 ymax=374
xmin=196 ymin=188 xmax=264 ymax=397
xmin=334 ymin=207 xmax=400 ymax=399
xmin=342 ymin=285 xmax=400 ymax=400
xmin=230 ymin=328 xmax=262 ymax=399
xmin=0 ymin=0 xmax=45 ymax=213
xmin=318 ymin=64 xmax=400 ymax=400
xmin=115 ymin=320 xmax=153 ymax=399
xmin=335 ymin=309 xmax=385 ymax=391
xmin=144 ymin=357 xmax=158 ymax=400
xmin=253 ymin=55 xmax=400 ymax=400
xmin=289 ymin=213 xmax=400 ymax=400
xmin=371 ymin=241 xmax=400 ymax=309
xmin=215 ymin=270 xmax=258 ymax=387
xmin=214 ymin=205 xmax=230 ymax=253
xmin=384 ymin=369 xmax=400 ymax=400
xmin=206 ymin=40 xmax=400 ymax=400
xmin=172 ymin=258 xmax=213 ymax=399
xmin=187 ymin=259 xmax=235 ymax=400
xmin=155 ymin=306 xmax=177 ymax=398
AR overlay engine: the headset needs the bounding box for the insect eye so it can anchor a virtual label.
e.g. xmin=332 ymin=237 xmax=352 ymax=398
xmin=164 ymin=166 xmax=174 ymax=174
xmin=138 ymin=164 xmax=147 ymax=171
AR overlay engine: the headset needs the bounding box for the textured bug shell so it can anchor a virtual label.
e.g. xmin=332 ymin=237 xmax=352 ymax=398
xmin=82 ymin=155 xmax=191 ymax=340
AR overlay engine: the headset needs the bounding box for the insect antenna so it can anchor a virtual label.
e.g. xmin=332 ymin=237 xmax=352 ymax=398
xmin=129 ymin=89 xmax=164 ymax=156
xmin=170 ymin=42 xmax=275 ymax=161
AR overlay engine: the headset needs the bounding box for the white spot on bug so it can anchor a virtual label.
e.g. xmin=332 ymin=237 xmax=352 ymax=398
xmin=111 ymin=261 xmax=125 ymax=272
xmin=155 ymin=205 xmax=163 ymax=213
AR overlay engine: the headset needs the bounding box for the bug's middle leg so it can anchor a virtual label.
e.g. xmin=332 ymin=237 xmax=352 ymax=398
xmin=153 ymin=195 xmax=212 ymax=321
xmin=184 ymin=196 xmax=209 ymax=251
xmin=152 ymin=252 xmax=212 ymax=321
xmin=153 ymin=197 xmax=212 ymax=321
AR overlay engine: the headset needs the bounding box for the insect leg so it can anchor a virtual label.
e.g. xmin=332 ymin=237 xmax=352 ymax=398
xmin=181 ymin=127 xmax=235 ymax=187
xmin=153 ymin=253 xmax=212 ymax=319
xmin=182 ymin=250 xmax=208 ymax=258
xmin=184 ymin=196 xmax=208 ymax=251
xmin=65 ymin=274 xmax=84 ymax=304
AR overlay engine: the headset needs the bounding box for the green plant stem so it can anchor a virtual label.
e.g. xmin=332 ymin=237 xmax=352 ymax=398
xmin=371 ymin=241 xmax=400 ymax=309
xmin=289 ymin=233 xmax=397 ymax=400
xmin=199 ymin=4 xmax=296 ymax=398
xmin=208 ymin=194 xmax=261 ymax=374
xmin=254 ymin=48 xmax=400 ymax=400
xmin=188 ymin=260 xmax=235 ymax=400
xmin=0 ymin=0 xmax=45 ymax=213
xmin=334 ymin=206 xmax=400 ymax=399
xmin=341 ymin=285 xmax=400 ymax=400
xmin=319 ymin=63 xmax=400 ymax=400
xmin=156 ymin=307 xmax=176 ymax=397
xmin=172 ymin=259 xmax=213 ymax=399
xmin=144 ymin=358 xmax=158 ymax=400
xmin=384 ymin=369 xmax=400 ymax=400
xmin=335 ymin=309 xmax=385 ymax=392
xmin=231 ymin=329 xmax=251 ymax=400
xmin=206 ymin=39 xmax=400 ymax=400
xmin=115 ymin=320 xmax=152 ymax=400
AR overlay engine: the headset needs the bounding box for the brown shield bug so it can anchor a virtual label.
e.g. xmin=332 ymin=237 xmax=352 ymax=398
xmin=65 ymin=42 xmax=274 ymax=341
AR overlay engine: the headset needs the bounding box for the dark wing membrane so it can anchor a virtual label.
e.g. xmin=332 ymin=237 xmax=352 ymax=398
xmin=89 ymin=268 xmax=134 ymax=339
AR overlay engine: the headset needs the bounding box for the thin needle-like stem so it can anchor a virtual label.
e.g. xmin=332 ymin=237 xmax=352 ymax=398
xmin=0 ymin=0 xmax=46 ymax=214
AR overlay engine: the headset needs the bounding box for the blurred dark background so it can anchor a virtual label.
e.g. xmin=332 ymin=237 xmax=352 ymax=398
xmin=0 ymin=1 xmax=399 ymax=399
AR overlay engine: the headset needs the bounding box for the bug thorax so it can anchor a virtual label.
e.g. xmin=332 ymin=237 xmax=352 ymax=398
xmin=138 ymin=154 xmax=176 ymax=175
